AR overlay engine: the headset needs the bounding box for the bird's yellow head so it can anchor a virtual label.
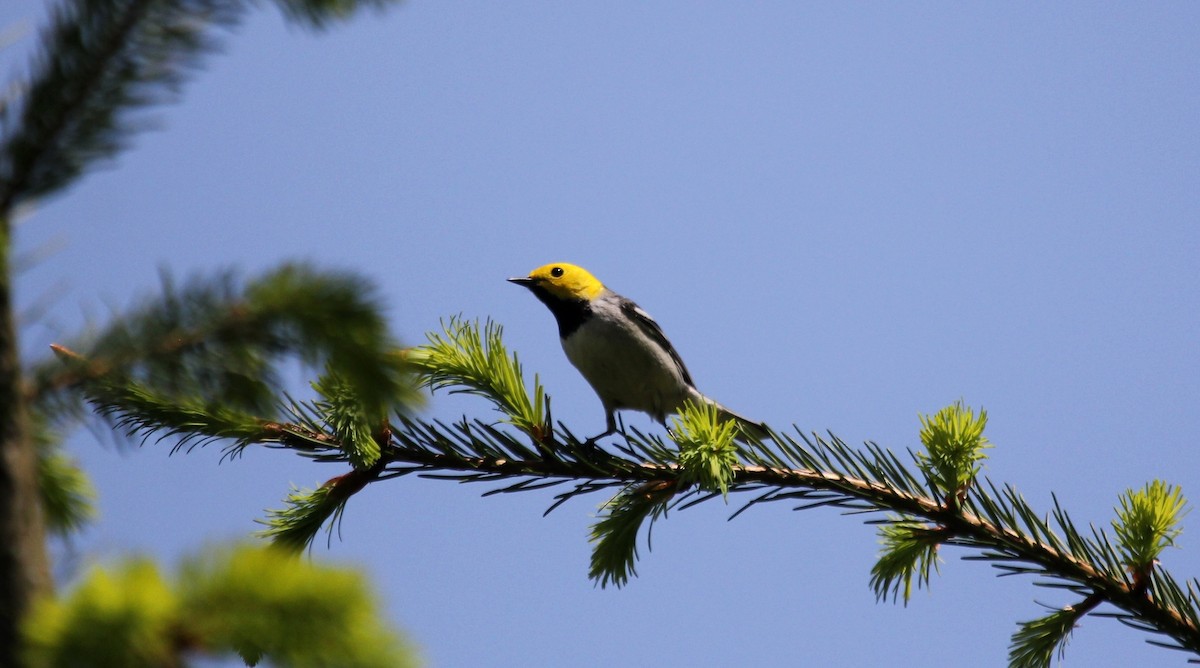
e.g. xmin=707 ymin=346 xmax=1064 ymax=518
xmin=508 ymin=263 xmax=606 ymax=302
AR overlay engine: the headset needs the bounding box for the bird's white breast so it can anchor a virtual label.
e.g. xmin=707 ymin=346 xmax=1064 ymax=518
xmin=561 ymin=301 xmax=693 ymax=421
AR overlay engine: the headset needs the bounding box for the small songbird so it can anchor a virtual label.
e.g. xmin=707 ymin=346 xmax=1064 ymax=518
xmin=508 ymin=262 xmax=765 ymax=439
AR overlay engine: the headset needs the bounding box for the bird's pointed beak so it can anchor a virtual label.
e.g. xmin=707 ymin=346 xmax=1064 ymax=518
xmin=507 ymin=276 xmax=535 ymax=287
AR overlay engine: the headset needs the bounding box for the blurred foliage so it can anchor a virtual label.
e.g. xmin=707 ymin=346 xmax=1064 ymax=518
xmin=23 ymin=544 xmax=418 ymax=667
xmin=31 ymin=265 xmax=420 ymax=427
xmin=23 ymin=559 xmax=178 ymax=668
xmin=32 ymin=416 xmax=95 ymax=535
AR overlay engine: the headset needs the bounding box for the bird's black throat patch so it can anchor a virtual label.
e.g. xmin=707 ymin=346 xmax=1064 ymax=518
xmin=527 ymin=285 xmax=592 ymax=338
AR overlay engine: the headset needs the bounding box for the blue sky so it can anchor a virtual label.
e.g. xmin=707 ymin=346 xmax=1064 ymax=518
xmin=3 ymin=2 xmax=1199 ymax=665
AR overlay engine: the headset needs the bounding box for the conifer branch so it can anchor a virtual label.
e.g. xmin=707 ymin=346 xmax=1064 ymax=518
xmin=404 ymin=316 xmax=548 ymax=438
xmin=32 ymin=265 xmax=419 ymax=429
xmin=0 ymin=0 xmax=239 ymax=214
xmin=0 ymin=0 xmax=403 ymax=217
xmin=64 ymin=314 xmax=1200 ymax=666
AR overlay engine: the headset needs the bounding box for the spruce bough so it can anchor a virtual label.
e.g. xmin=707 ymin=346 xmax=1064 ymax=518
xmin=65 ymin=315 xmax=1199 ymax=668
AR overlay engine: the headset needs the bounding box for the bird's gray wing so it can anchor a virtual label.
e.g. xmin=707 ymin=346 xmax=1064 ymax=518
xmin=618 ymin=297 xmax=696 ymax=388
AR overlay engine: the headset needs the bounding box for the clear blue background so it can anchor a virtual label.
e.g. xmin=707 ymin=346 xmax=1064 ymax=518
xmin=3 ymin=2 xmax=1199 ymax=665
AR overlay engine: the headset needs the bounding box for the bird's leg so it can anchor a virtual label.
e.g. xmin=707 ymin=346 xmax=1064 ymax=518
xmin=584 ymin=410 xmax=620 ymax=446
xmin=584 ymin=429 xmax=614 ymax=446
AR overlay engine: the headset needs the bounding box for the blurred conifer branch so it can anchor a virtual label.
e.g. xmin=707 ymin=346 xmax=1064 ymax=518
xmin=32 ymin=264 xmax=419 ymax=426
xmin=21 ymin=543 xmax=417 ymax=668
xmin=0 ymin=0 xmax=408 ymax=659
xmin=0 ymin=0 xmax=400 ymax=218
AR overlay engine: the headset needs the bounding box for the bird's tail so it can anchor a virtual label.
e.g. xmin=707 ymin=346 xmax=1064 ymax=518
xmin=690 ymin=391 xmax=770 ymax=440
xmin=716 ymin=404 xmax=770 ymax=441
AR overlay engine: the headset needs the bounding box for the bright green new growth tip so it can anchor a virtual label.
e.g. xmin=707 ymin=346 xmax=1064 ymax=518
xmin=917 ymin=400 xmax=990 ymax=502
xmin=1114 ymin=479 xmax=1187 ymax=574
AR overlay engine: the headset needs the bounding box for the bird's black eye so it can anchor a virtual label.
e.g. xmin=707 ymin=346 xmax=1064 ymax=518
xmin=550 ymin=267 xmax=564 ymax=278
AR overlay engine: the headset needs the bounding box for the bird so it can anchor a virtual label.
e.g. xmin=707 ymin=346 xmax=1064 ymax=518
xmin=508 ymin=262 xmax=766 ymax=440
